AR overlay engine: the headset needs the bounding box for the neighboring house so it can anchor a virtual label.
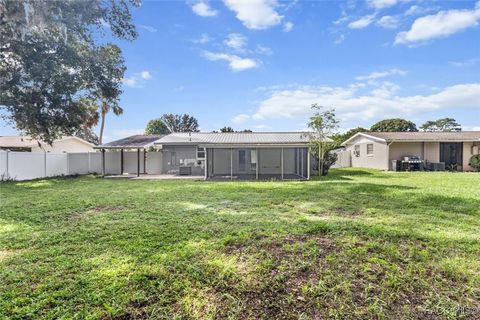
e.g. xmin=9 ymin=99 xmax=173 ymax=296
xmin=342 ymin=131 xmax=480 ymax=171
xmin=0 ymin=136 xmax=95 ymax=153
xmin=96 ymin=132 xmax=322 ymax=180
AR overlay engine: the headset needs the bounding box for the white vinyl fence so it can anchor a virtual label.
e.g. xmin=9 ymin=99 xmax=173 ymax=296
xmin=0 ymin=150 xmax=163 ymax=181
xmin=331 ymin=150 xmax=351 ymax=168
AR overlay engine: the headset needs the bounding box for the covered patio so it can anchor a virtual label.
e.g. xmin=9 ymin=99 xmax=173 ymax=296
xmin=204 ymin=146 xmax=310 ymax=180
xmin=95 ymin=135 xmax=165 ymax=177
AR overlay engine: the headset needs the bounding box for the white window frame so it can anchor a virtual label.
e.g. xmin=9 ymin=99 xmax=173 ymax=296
xmin=196 ymin=146 xmax=206 ymax=160
xmin=367 ymin=144 xmax=374 ymax=156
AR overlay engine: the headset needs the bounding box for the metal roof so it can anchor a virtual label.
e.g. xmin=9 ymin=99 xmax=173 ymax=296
xmin=154 ymin=132 xmax=322 ymax=145
xmin=344 ymin=131 xmax=480 ymax=144
xmin=97 ymin=135 xmax=166 ymax=149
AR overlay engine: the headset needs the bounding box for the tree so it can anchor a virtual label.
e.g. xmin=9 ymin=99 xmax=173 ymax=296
xmin=0 ymin=0 xmax=139 ymax=144
xmin=74 ymin=128 xmax=99 ymax=145
xmin=370 ymin=119 xmax=418 ymax=132
xmin=160 ymin=114 xmax=200 ymax=132
xmin=220 ymin=126 xmax=234 ymax=132
xmin=332 ymin=127 xmax=369 ymax=144
xmin=420 ymin=118 xmax=461 ymax=132
xmin=305 ymin=104 xmax=339 ymax=176
xmin=145 ymin=118 xmax=170 ymax=135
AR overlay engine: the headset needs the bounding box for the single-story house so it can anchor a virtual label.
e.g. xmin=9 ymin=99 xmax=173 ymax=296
xmin=0 ymin=136 xmax=95 ymax=153
xmin=342 ymin=131 xmax=480 ymax=171
xmin=96 ymin=132 xmax=323 ymax=180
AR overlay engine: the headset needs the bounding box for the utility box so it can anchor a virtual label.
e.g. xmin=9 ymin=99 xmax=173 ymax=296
xmin=179 ymin=166 xmax=192 ymax=175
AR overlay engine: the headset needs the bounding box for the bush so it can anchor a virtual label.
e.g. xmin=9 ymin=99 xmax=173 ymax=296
xmin=469 ymin=154 xmax=480 ymax=171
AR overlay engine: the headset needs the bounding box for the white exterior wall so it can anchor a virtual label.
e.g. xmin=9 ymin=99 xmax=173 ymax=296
xmin=389 ymin=142 xmax=424 ymax=162
xmin=31 ymin=138 xmax=94 ymax=153
xmin=346 ymin=136 xmax=389 ymax=170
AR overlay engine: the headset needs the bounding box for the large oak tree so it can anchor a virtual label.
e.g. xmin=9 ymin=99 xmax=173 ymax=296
xmin=0 ymin=0 xmax=139 ymax=143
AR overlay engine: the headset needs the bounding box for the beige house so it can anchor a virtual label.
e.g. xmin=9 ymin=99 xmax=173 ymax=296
xmin=0 ymin=136 xmax=95 ymax=153
xmin=342 ymin=131 xmax=480 ymax=171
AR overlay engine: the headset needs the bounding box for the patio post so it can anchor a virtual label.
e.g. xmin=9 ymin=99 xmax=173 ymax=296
xmin=230 ymin=148 xmax=233 ymax=180
xmin=137 ymin=148 xmax=140 ymax=177
xmin=204 ymin=148 xmax=208 ymax=180
xmin=143 ymin=150 xmax=147 ymax=174
xmin=307 ymin=148 xmax=310 ymax=180
xmin=120 ymin=149 xmax=124 ymax=174
xmin=281 ymin=147 xmax=284 ymax=180
xmin=256 ymin=148 xmax=259 ymax=180
xmin=101 ymin=149 xmax=105 ymax=177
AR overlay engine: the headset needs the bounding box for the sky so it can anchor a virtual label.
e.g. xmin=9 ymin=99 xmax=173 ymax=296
xmin=1 ymin=0 xmax=479 ymax=141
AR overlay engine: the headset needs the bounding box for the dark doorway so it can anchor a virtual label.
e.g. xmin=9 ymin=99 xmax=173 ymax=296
xmin=238 ymin=150 xmax=247 ymax=173
xmin=440 ymin=143 xmax=463 ymax=170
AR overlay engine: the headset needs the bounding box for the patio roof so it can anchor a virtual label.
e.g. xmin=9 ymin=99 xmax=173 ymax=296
xmin=96 ymin=135 xmax=166 ymax=149
xmin=154 ymin=132 xmax=329 ymax=146
xmin=343 ymin=131 xmax=480 ymax=145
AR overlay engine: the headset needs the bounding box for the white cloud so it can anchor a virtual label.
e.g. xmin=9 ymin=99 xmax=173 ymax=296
xmin=193 ymin=33 xmax=212 ymax=44
xmin=348 ymin=15 xmax=375 ymax=29
xmin=139 ymin=24 xmax=157 ymax=33
xmin=283 ymin=21 xmax=294 ymax=32
xmin=204 ymin=52 xmax=258 ymax=71
xmin=256 ymin=45 xmax=273 ymax=55
xmin=396 ymin=4 xmax=480 ymax=45
xmin=224 ymin=33 xmax=247 ymax=50
xmin=450 ymin=57 xmax=480 ymax=67
xmin=123 ymin=71 xmax=152 ymax=88
xmin=223 ymin=0 xmax=283 ymax=30
xmin=191 ymin=1 xmax=218 ymax=17
xmin=377 ymin=15 xmax=400 ymax=29
xmin=368 ymin=0 xmax=397 ymax=10
xmin=232 ymin=114 xmax=250 ymax=123
xmin=251 ymin=82 xmax=480 ymax=122
xmin=355 ymin=68 xmax=407 ymax=81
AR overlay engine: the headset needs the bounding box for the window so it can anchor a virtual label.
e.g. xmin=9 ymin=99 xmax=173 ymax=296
xmin=354 ymin=145 xmax=360 ymax=157
xmin=367 ymin=144 xmax=374 ymax=156
xmin=197 ymin=146 xmax=205 ymax=160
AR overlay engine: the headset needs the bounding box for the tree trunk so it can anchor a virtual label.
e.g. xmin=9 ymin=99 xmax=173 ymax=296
xmin=99 ymin=111 xmax=106 ymax=145
xmin=319 ymin=142 xmax=323 ymax=176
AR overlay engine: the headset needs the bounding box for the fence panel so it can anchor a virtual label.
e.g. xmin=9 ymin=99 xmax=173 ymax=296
xmin=332 ymin=150 xmax=351 ymax=168
xmin=8 ymin=152 xmax=46 ymax=180
xmin=0 ymin=151 xmax=7 ymax=179
xmin=68 ymin=153 xmax=89 ymax=175
xmin=105 ymin=152 xmax=121 ymax=174
xmin=46 ymin=153 xmax=68 ymax=177
xmin=123 ymin=151 xmax=145 ymax=174
xmin=89 ymin=153 xmax=103 ymax=174
xmin=146 ymin=152 xmax=162 ymax=174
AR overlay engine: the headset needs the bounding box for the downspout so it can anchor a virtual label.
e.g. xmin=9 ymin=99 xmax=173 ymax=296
xmin=387 ymin=140 xmax=395 ymax=170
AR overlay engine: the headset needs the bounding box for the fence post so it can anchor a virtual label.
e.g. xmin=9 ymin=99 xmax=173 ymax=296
xmin=44 ymin=152 xmax=47 ymax=177
xmin=6 ymin=150 xmax=9 ymax=180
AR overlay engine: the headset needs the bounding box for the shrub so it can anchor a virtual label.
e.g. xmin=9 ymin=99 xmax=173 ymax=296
xmin=469 ymin=154 xmax=480 ymax=171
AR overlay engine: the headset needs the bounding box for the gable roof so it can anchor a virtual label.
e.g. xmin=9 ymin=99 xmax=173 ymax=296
xmin=343 ymin=131 xmax=480 ymax=145
xmin=155 ymin=132 xmax=324 ymax=146
xmin=97 ymin=135 xmax=166 ymax=149
xmin=0 ymin=136 xmax=95 ymax=148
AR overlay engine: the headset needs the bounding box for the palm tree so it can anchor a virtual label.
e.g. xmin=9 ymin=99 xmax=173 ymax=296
xmin=98 ymin=100 xmax=123 ymax=145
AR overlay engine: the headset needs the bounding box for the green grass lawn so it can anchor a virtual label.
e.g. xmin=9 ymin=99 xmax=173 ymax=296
xmin=1 ymin=169 xmax=479 ymax=319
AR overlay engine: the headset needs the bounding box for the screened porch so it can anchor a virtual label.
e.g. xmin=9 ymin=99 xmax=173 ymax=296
xmin=205 ymin=147 xmax=310 ymax=180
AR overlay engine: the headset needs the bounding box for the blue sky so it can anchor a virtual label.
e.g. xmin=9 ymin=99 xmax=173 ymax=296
xmin=2 ymin=0 xmax=479 ymax=141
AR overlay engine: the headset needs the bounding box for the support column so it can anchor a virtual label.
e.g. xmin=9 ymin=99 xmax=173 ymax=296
xmin=144 ymin=150 xmax=147 ymax=174
xmin=281 ymin=147 xmax=284 ymax=180
xmin=120 ymin=149 xmax=124 ymax=174
xmin=137 ymin=148 xmax=140 ymax=177
xmin=204 ymin=148 xmax=208 ymax=180
xmin=256 ymin=148 xmax=259 ymax=180
xmin=230 ymin=148 xmax=233 ymax=180
xmin=307 ymin=148 xmax=310 ymax=180
xmin=102 ymin=149 xmax=106 ymax=177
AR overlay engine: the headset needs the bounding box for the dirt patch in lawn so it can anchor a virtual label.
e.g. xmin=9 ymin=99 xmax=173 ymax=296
xmin=70 ymin=206 xmax=123 ymax=221
xmin=216 ymin=234 xmax=338 ymax=319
